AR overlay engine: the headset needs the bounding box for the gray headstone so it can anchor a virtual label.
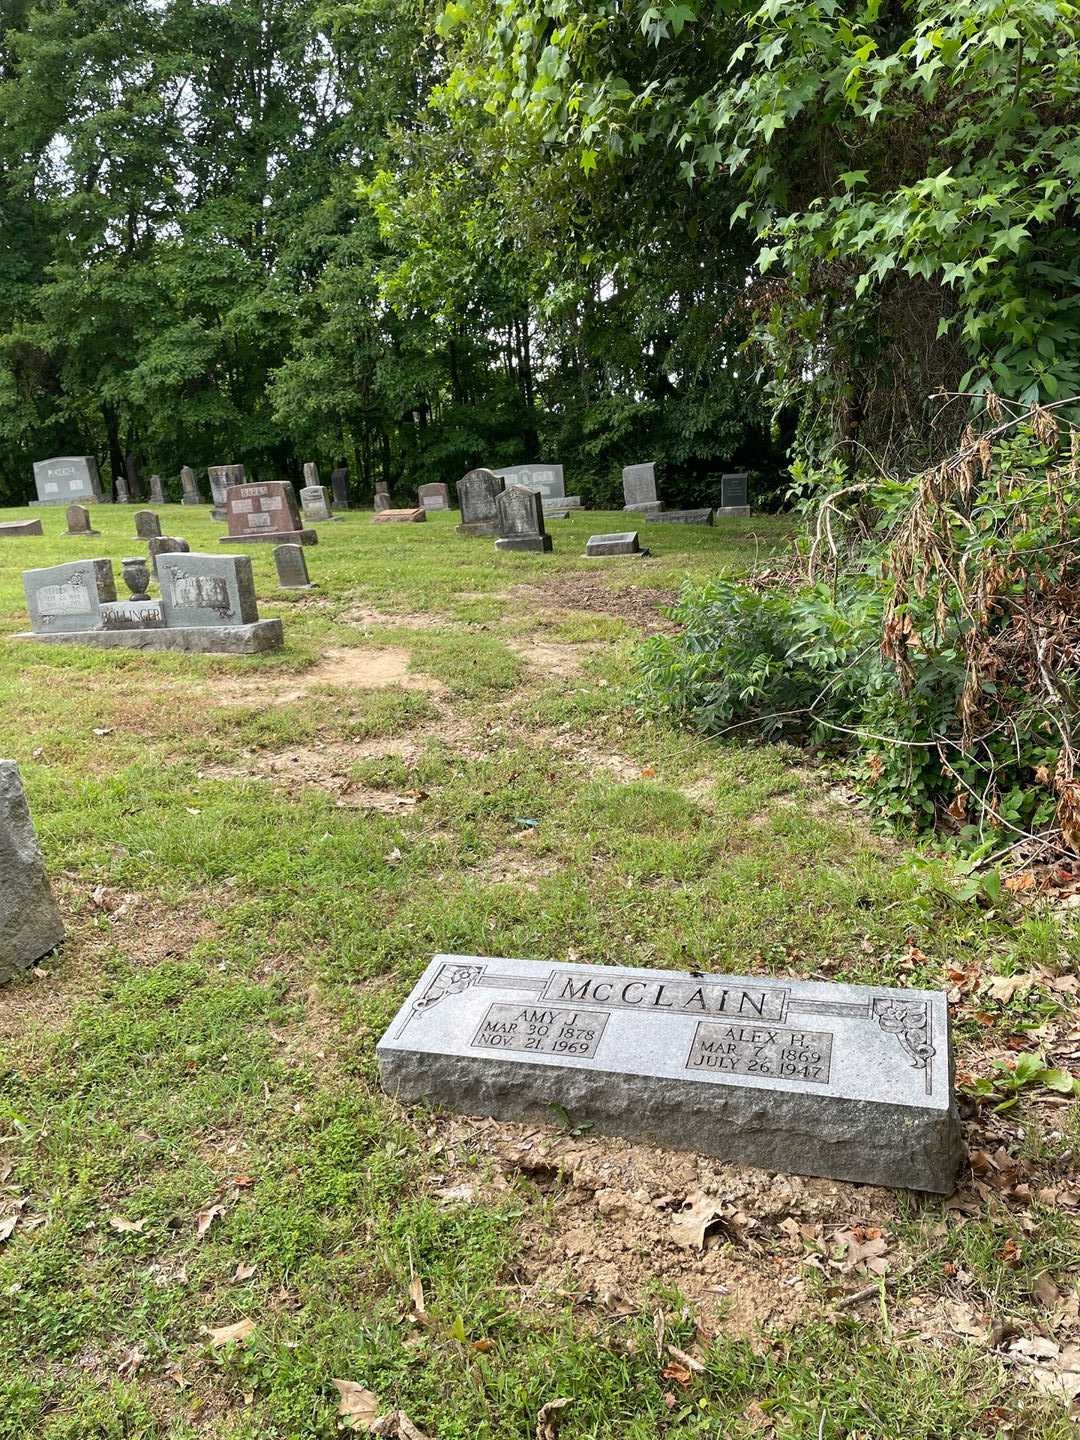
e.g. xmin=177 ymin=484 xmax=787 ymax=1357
xmin=457 ymin=469 xmax=505 ymax=536
xmin=207 ymin=463 xmax=245 ymax=519
xmin=494 ymin=464 xmax=565 ymax=500
xmin=180 ymin=466 xmax=202 ymax=506
xmin=158 ymin=552 xmax=259 ymax=627
xmin=622 ymin=462 xmax=658 ymax=508
xmin=586 ymin=531 xmax=641 ymax=557
xmin=418 ymin=482 xmax=451 ymax=511
xmin=303 ymin=461 xmax=320 ymax=488
xmin=147 ymin=536 xmax=190 ymax=577
xmin=22 ymin=558 xmax=116 ymax=634
xmin=32 ymin=456 xmax=104 ymax=506
xmin=330 ymin=463 xmax=350 ymax=510
xmin=274 ymin=543 xmax=314 ymax=588
xmin=299 ymin=485 xmax=335 ymax=522
xmin=223 ymin=481 xmax=316 ymax=545
xmin=378 ymin=955 xmax=963 ymax=1194
xmin=134 ymin=510 xmax=162 ymax=540
xmin=373 ymin=491 xmax=393 ymax=512
xmin=542 ymin=495 xmax=581 ymax=519
xmin=65 ymin=504 xmax=99 ymax=537
xmin=114 ymin=473 xmax=130 ymax=504
xmin=495 ymin=487 xmax=552 ymax=553
xmin=148 ymin=474 xmax=166 ymax=505
xmin=721 ymin=472 xmax=749 ymax=509
xmin=0 ymin=760 xmax=65 ymax=983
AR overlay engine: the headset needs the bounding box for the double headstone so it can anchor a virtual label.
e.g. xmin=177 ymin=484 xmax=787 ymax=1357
xmin=378 ymin=954 xmax=963 ymax=1194
xmin=622 ymin=462 xmax=663 ymax=514
xmin=418 ymin=482 xmax=451 ymax=512
xmin=300 ymin=485 xmax=337 ymax=523
xmin=456 ymin=469 xmax=505 ymax=537
xmin=180 ymin=466 xmax=202 ymax=506
xmin=494 ymin=487 xmax=552 ymax=553
xmin=494 ymin=463 xmax=580 ymax=519
xmin=222 ymin=481 xmax=317 ymax=545
xmin=274 ymin=543 xmax=314 ymax=589
xmin=0 ymin=760 xmax=65 ymax=983
xmin=65 ymin=505 xmax=98 ymax=537
xmin=147 ymin=536 xmax=191 ymax=577
xmin=134 ymin=510 xmax=162 ymax=540
xmin=32 ymin=456 xmax=105 ymax=507
xmin=207 ymin=463 xmax=245 ymax=521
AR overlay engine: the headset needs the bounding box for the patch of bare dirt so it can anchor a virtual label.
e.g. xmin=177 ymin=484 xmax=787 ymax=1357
xmin=215 ymin=647 xmax=446 ymax=704
xmin=462 ymin=833 xmax=557 ymax=890
xmin=198 ymin=742 xmax=431 ymax=811
xmin=419 ymin=1115 xmax=908 ymax=1341
xmin=507 ymin=638 xmax=603 ymax=679
xmin=511 ymin=574 xmax=680 ymax=635
xmin=340 ymin=604 xmax=445 ymax=632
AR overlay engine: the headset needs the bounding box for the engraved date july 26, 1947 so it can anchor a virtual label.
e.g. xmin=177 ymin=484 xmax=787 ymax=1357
xmin=686 ymin=1023 xmax=834 ymax=1085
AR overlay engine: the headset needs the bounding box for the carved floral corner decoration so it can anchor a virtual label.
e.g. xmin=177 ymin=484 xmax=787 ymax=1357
xmin=873 ymin=997 xmax=936 ymax=1071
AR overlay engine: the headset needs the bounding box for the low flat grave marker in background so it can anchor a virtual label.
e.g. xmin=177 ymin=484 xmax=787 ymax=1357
xmin=585 ymin=531 xmax=645 ymax=558
xmin=379 ymin=955 xmax=962 ymax=1193
xmin=0 ymin=520 xmax=44 ymax=538
xmin=0 ymin=759 xmax=65 ymax=984
xmin=223 ymin=481 xmax=316 ymax=546
xmin=32 ymin=456 xmax=105 ymax=507
xmin=652 ymin=508 xmax=713 ymax=526
xmin=372 ymin=506 xmax=426 ymax=524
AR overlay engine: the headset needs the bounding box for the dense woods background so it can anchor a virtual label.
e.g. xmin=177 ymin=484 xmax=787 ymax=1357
xmin=2 ymin=0 xmax=1077 ymax=509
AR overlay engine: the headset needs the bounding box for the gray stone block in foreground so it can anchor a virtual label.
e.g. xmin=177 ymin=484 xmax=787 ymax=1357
xmin=378 ymin=955 xmax=963 ymax=1193
xmin=0 ymin=760 xmax=64 ymax=983
xmin=14 ymin=620 xmax=283 ymax=654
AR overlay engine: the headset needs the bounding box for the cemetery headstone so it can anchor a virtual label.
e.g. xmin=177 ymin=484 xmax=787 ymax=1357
xmin=207 ymin=463 xmax=246 ymax=520
xmin=180 ymin=466 xmax=202 ymax=506
xmin=719 ymin=472 xmax=751 ymax=517
xmin=134 ymin=510 xmax=162 ymax=540
xmin=494 ymin=463 xmax=579 ymax=519
xmin=32 ymin=455 xmax=105 ymax=507
xmin=22 ymin=557 xmax=117 ymax=634
xmin=372 ymin=507 xmax=426 ymax=524
xmin=379 ymin=954 xmax=963 ymax=1193
xmin=622 ymin=462 xmax=662 ymax=514
xmin=494 ymin=486 xmax=552 ymax=553
xmin=114 ymin=473 xmax=130 ymax=504
xmin=222 ymin=481 xmax=317 ymax=545
xmin=124 ymin=454 xmax=143 ymax=503
xmin=65 ymin=504 xmax=99 ymax=538
xmin=373 ymin=492 xmax=393 ymax=512
xmin=147 ymin=535 xmax=190 ymax=577
xmin=303 ymin=461 xmax=320 ymax=488
xmin=300 ymin=485 xmax=338 ymax=523
xmin=148 ymin=474 xmax=166 ymax=504
xmin=330 ymin=459 xmax=350 ymax=510
xmin=0 ymin=760 xmax=65 ymax=983
xmin=585 ymin=531 xmax=644 ymax=558
xmin=418 ymin=482 xmax=451 ymax=512
xmin=0 ymin=520 xmax=44 ymax=538
xmin=153 ymin=552 xmax=283 ymax=651
xmin=274 ymin=543 xmax=315 ymax=589
xmin=456 ymin=468 xmax=505 ymax=537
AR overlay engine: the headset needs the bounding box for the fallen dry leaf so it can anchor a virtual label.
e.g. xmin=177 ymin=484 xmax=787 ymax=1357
xmin=984 ymin=973 xmax=1036 ymax=1004
xmin=206 ymin=1318 xmax=256 ymax=1346
xmin=661 ymin=1361 xmax=692 ymax=1385
xmin=117 ymin=1345 xmax=144 ymax=1380
xmin=233 ymin=1261 xmax=257 ymax=1283
xmin=670 ymin=1192 xmax=727 ymax=1250
xmin=536 ymin=1398 xmax=572 ymax=1440
xmin=108 ymin=1215 xmax=147 ymax=1235
xmin=333 ymin=1380 xmax=381 ymax=1430
xmin=370 ymin=1412 xmax=430 ymax=1439
xmin=1033 ymin=1272 xmax=1060 ymax=1308
xmin=196 ymin=1202 xmax=226 ymax=1238
xmin=0 ymin=1215 xmax=18 ymax=1243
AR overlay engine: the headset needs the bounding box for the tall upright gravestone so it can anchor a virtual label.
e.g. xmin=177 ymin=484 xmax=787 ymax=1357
xmin=456 ymin=469 xmax=505 ymax=537
xmin=0 ymin=761 xmax=65 ymax=983
xmin=32 ymin=456 xmax=105 ymax=507
xmin=299 ymin=485 xmax=337 ymax=523
xmin=379 ymin=955 xmax=963 ymax=1193
xmin=207 ymin=463 xmax=245 ymax=521
xmin=134 ymin=511 xmax=161 ymax=540
xmin=222 ymin=481 xmax=317 ymax=546
xmin=622 ymin=462 xmax=662 ymax=514
xmin=180 ymin=466 xmax=202 ymax=506
xmin=495 ymin=486 xmax=552 ymax=553
xmin=148 ymin=474 xmax=166 ymax=505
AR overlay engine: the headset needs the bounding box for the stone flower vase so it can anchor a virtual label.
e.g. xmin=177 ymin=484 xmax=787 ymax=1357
xmin=121 ymin=556 xmax=151 ymax=601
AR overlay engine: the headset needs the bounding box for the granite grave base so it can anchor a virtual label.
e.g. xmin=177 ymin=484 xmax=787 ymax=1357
xmin=16 ymin=620 xmax=283 ymax=654
xmin=585 ymin=532 xmax=646 ymax=557
xmin=652 ymin=508 xmax=714 ymax=526
xmin=715 ymin=506 xmax=752 ymax=518
xmin=495 ymin=535 xmax=553 ymax=553
xmin=373 ymin=507 xmax=426 ymax=524
xmin=378 ymin=955 xmax=963 ymax=1194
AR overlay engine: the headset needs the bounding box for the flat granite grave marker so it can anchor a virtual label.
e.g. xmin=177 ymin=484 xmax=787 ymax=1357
xmin=65 ymin=505 xmax=99 ymax=537
xmin=0 ymin=760 xmax=65 ymax=983
xmin=456 ymin=469 xmax=505 ymax=536
xmin=299 ymin=485 xmax=338 ymax=523
xmin=207 ymin=463 xmax=245 ymax=520
xmin=372 ymin=506 xmax=426 ymax=524
xmin=653 ymin=508 xmax=714 ymax=526
xmin=0 ymin=520 xmax=44 ymax=537
xmin=274 ymin=543 xmax=314 ymax=589
xmin=495 ymin=486 xmax=552 ymax=553
xmin=180 ymin=466 xmax=202 ymax=506
xmin=586 ymin=531 xmax=646 ymax=558
xmin=418 ymin=482 xmax=451 ymax=511
xmin=32 ymin=456 xmax=105 ymax=507
xmin=223 ymin=481 xmax=316 ymax=546
xmin=22 ymin=558 xmax=116 ymax=634
xmin=378 ymin=955 xmax=962 ymax=1193
xmin=134 ymin=510 xmax=162 ymax=540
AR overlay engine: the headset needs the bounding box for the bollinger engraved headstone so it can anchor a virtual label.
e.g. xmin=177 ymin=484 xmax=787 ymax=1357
xmin=378 ymin=955 xmax=963 ymax=1193
xmin=32 ymin=456 xmax=104 ymax=506
xmin=158 ymin=552 xmax=259 ymax=627
xmin=494 ymin=486 xmax=552 ymax=553
xmin=222 ymin=481 xmax=316 ymax=545
xmin=134 ymin=510 xmax=162 ymax=539
xmin=0 ymin=760 xmax=65 ymax=983
xmin=456 ymin=469 xmax=505 ymax=536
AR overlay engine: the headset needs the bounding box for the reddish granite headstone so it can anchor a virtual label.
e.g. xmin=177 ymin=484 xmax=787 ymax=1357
xmin=221 ymin=481 xmax=317 ymax=546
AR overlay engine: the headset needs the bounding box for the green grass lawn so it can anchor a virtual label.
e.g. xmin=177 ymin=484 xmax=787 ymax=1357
xmin=0 ymin=501 xmax=1077 ymax=1439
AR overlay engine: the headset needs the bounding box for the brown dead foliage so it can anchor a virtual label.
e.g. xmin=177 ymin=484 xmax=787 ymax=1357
xmin=509 ymin=575 xmax=679 ymax=635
